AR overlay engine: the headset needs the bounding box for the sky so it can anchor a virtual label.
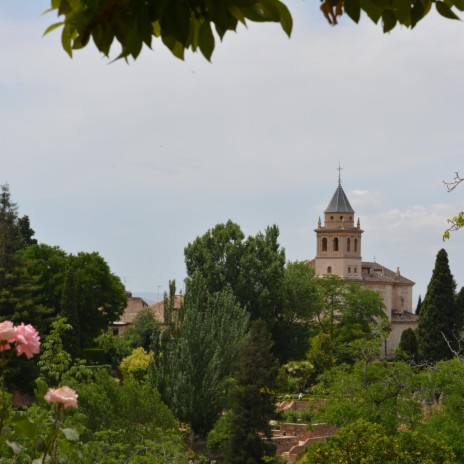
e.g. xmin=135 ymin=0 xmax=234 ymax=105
xmin=1 ymin=1 xmax=463 ymax=305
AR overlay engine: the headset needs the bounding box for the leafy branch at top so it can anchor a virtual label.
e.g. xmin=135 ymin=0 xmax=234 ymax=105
xmin=44 ymin=0 xmax=293 ymax=62
xmin=44 ymin=0 xmax=463 ymax=62
xmin=320 ymin=0 xmax=464 ymax=33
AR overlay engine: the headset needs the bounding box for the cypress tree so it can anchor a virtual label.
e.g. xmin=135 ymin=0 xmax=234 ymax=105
xmin=415 ymin=295 xmax=422 ymax=316
xmin=225 ymin=320 xmax=278 ymax=464
xmin=417 ymin=249 xmax=457 ymax=362
xmin=397 ymin=328 xmax=418 ymax=362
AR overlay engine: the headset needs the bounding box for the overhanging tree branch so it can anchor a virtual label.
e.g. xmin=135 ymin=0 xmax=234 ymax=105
xmin=443 ymin=171 xmax=464 ymax=240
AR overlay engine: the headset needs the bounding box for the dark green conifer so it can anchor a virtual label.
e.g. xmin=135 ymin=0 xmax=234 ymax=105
xmin=417 ymin=249 xmax=457 ymax=362
xmin=415 ymin=295 xmax=422 ymax=315
xmin=455 ymin=287 xmax=464 ymax=336
xmin=226 ymin=320 xmax=278 ymax=464
xmin=0 ymin=184 xmax=45 ymax=329
xmin=17 ymin=215 xmax=37 ymax=248
xmin=397 ymin=328 xmax=418 ymax=362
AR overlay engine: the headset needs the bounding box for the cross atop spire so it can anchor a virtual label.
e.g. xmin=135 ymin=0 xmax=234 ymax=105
xmin=337 ymin=162 xmax=342 ymax=185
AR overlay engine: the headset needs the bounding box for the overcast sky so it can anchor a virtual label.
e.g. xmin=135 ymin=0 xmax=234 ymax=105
xmin=1 ymin=2 xmax=463 ymax=305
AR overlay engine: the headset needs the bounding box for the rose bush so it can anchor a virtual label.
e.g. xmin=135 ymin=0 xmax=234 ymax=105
xmin=0 ymin=321 xmax=41 ymax=357
xmin=0 ymin=322 xmax=83 ymax=463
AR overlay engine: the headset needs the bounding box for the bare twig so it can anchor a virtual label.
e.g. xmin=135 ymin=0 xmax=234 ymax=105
xmin=441 ymin=330 xmax=464 ymax=360
xmin=443 ymin=172 xmax=463 ymax=193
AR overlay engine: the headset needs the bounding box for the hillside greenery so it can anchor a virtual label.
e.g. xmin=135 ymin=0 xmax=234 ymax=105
xmin=1 ymin=186 xmax=464 ymax=463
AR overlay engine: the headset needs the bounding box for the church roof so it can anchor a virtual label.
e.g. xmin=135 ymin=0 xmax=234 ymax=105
xmin=325 ymin=183 xmax=354 ymax=213
xmin=304 ymin=259 xmax=415 ymax=286
xmin=361 ymin=262 xmax=415 ymax=285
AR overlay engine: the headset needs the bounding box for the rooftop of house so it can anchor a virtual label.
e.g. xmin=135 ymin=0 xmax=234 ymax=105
xmin=150 ymin=295 xmax=184 ymax=324
xmin=114 ymin=292 xmax=150 ymax=325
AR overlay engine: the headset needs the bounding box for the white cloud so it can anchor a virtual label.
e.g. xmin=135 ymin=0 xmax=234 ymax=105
xmin=349 ymin=190 xmax=386 ymax=209
xmin=366 ymin=204 xmax=454 ymax=234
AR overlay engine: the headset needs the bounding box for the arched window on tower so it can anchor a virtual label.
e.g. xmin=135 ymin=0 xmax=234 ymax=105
xmin=322 ymin=237 xmax=328 ymax=252
xmin=347 ymin=238 xmax=351 ymax=252
xmin=354 ymin=238 xmax=358 ymax=253
xmin=327 ymin=266 xmax=332 ymax=274
xmin=333 ymin=237 xmax=339 ymax=252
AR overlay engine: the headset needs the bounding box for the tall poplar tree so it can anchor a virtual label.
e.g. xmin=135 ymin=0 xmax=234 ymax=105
xmin=417 ymin=249 xmax=457 ymax=362
xmin=156 ymin=273 xmax=249 ymax=437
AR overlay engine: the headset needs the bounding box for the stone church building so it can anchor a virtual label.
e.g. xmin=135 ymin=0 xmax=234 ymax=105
xmin=307 ymin=180 xmax=418 ymax=357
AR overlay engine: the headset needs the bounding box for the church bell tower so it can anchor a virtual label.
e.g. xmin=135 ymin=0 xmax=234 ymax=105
xmin=314 ymin=175 xmax=363 ymax=279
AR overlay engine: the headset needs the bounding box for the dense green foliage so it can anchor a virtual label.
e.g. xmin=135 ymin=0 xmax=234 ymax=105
xmin=397 ymin=327 xmax=419 ymax=361
xmin=185 ymin=221 xmax=285 ymax=327
xmin=207 ymin=411 xmax=232 ymax=455
xmin=119 ymin=347 xmax=153 ymax=381
xmin=155 ymin=273 xmax=249 ymax=437
xmin=312 ymin=275 xmax=388 ymax=364
xmin=122 ymin=307 xmax=161 ymax=352
xmin=0 ymin=317 xmax=191 ymax=464
xmin=298 ymin=419 xmax=455 ymax=464
xmin=315 ymin=360 xmax=422 ymax=434
xmin=19 ymin=244 xmax=69 ymax=317
xmin=45 ymin=0 xmax=463 ymax=62
xmin=417 ymin=249 xmax=458 ymax=362
xmin=0 ymin=185 xmax=49 ymax=331
xmin=226 ymin=320 xmax=278 ymax=464
xmin=306 ymin=332 xmax=336 ymax=380
xmin=419 ymin=359 xmax=464 ymax=461
xmin=276 ymin=262 xmax=318 ymax=361
xmin=21 ymin=244 xmax=127 ymax=352
xmin=185 ymin=221 xmax=293 ymax=360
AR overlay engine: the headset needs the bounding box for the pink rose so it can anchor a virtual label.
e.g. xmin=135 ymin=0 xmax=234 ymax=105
xmin=0 ymin=321 xmax=16 ymax=342
xmin=44 ymin=386 xmax=78 ymax=409
xmin=14 ymin=324 xmax=40 ymax=359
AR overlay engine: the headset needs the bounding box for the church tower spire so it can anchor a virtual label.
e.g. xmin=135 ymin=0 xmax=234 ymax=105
xmin=314 ymin=173 xmax=363 ymax=279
